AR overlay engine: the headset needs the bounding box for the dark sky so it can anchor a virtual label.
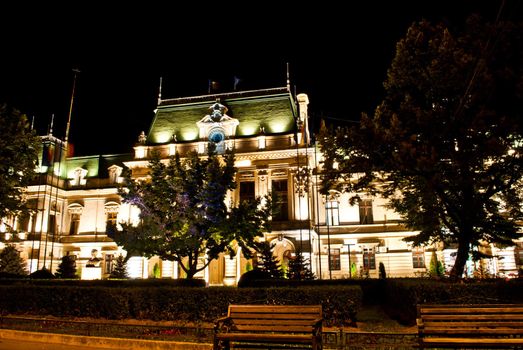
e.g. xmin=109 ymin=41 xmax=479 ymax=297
xmin=0 ymin=1 xmax=517 ymax=156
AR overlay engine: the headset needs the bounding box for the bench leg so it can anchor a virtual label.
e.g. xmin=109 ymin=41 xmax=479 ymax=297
xmin=213 ymin=337 xmax=230 ymax=350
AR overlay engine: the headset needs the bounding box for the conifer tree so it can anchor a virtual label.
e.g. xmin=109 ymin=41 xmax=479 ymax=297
xmin=429 ymin=251 xmax=445 ymax=278
xmin=287 ymin=250 xmax=315 ymax=280
xmin=256 ymin=241 xmax=283 ymax=279
xmin=55 ymin=255 xmax=77 ymax=279
xmin=0 ymin=245 xmax=27 ymax=276
xmin=110 ymin=254 xmax=128 ymax=279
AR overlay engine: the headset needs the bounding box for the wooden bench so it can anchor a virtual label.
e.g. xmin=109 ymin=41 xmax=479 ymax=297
xmin=213 ymin=304 xmax=323 ymax=350
xmin=417 ymin=303 xmax=523 ymax=349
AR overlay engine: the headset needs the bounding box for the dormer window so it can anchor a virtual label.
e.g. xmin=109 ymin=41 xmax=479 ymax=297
xmin=108 ymin=165 xmax=123 ymax=184
xmin=70 ymin=168 xmax=88 ymax=186
xmin=196 ymin=101 xmax=239 ymax=154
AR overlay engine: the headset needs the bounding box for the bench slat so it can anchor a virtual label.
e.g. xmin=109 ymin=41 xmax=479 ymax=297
xmin=234 ymin=325 xmax=314 ymax=332
xmin=230 ymin=312 xmax=320 ymax=320
xmin=423 ymin=328 xmax=523 ymax=335
xmin=216 ymin=333 xmax=313 ymax=342
xmin=233 ymin=319 xmax=318 ymax=326
xmin=421 ymin=314 xmax=523 ymax=320
xmin=424 ymin=321 xmax=523 ymax=327
xmin=420 ymin=307 xmax=523 ymax=314
xmin=421 ymin=337 xmax=523 ymax=346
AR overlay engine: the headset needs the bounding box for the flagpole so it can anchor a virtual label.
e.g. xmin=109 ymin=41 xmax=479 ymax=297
xmin=64 ymin=68 xmax=80 ymax=150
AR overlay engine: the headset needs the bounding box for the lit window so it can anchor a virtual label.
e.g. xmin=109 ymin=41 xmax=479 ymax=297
xmin=105 ymin=254 xmax=114 ymax=274
xmin=363 ymin=247 xmax=376 ymax=270
xmin=326 ymin=200 xmax=339 ymax=226
xmin=69 ymin=213 xmax=80 ymax=235
xmin=240 ymin=182 xmax=255 ymax=203
xmin=329 ymin=248 xmax=341 ymax=270
xmin=272 ymin=179 xmax=288 ymax=221
xmin=359 ymin=199 xmax=373 ymax=224
xmin=412 ymin=247 xmax=426 ymax=268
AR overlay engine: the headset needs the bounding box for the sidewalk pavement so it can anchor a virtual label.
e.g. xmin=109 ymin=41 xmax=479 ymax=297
xmin=0 ymin=329 xmax=212 ymax=350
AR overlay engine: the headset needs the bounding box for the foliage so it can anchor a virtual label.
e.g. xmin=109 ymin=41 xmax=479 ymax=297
xmin=110 ymin=147 xmax=272 ymax=279
xmin=0 ymin=104 xmax=40 ymax=221
xmin=319 ymin=15 xmax=523 ymax=279
xmin=110 ymin=254 xmax=128 ymax=279
xmin=379 ymin=262 xmax=387 ymax=279
xmin=237 ymin=268 xmax=272 ymax=287
xmin=0 ymin=245 xmax=27 ymax=276
xmin=287 ymin=250 xmax=315 ymax=280
xmin=429 ymin=251 xmax=445 ymax=278
xmin=256 ymin=241 xmax=283 ymax=279
xmin=0 ymin=284 xmax=363 ymax=326
xmin=55 ymin=255 xmax=77 ymax=279
xmin=383 ymin=278 xmax=523 ymax=325
xmin=29 ymin=268 xmax=55 ymax=279
xmin=152 ymin=263 xmax=160 ymax=278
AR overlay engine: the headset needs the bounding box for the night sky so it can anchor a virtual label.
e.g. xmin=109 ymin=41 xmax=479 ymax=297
xmin=0 ymin=1 xmax=517 ymax=156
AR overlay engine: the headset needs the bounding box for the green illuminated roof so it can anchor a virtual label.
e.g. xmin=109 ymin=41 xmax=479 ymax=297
xmin=62 ymin=154 xmax=132 ymax=179
xmin=148 ymin=87 xmax=297 ymax=144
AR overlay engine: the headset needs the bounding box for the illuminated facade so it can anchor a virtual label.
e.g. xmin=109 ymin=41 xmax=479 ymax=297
xmin=1 ymin=87 xmax=522 ymax=282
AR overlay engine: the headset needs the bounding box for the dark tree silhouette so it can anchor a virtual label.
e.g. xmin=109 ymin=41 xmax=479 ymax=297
xmin=320 ymin=14 xmax=523 ymax=279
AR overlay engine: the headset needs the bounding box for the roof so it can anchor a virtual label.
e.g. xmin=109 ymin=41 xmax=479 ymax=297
xmin=62 ymin=153 xmax=132 ymax=179
xmin=148 ymin=87 xmax=297 ymax=144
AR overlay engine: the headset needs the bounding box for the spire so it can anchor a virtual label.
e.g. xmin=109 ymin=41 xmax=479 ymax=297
xmin=64 ymin=68 xmax=80 ymax=147
xmin=286 ymin=62 xmax=290 ymax=91
xmin=31 ymin=115 xmax=35 ymax=131
xmin=49 ymin=113 xmax=54 ymax=136
xmin=158 ymin=76 xmax=163 ymax=105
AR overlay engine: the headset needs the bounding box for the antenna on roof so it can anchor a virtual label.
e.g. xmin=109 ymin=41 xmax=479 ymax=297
xmin=158 ymin=76 xmax=163 ymax=105
xmin=286 ymin=62 xmax=290 ymax=91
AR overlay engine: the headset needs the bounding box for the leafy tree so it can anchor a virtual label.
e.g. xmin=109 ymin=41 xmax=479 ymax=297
xmin=55 ymin=255 xmax=77 ymax=279
xmin=0 ymin=104 xmax=40 ymax=221
xmin=320 ymin=15 xmax=523 ymax=279
xmin=287 ymin=250 xmax=315 ymax=280
xmin=110 ymin=147 xmax=272 ymax=279
xmin=110 ymin=254 xmax=128 ymax=279
xmin=256 ymin=241 xmax=283 ymax=279
xmin=429 ymin=251 xmax=445 ymax=278
xmin=0 ymin=245 xmax=27 ymax=276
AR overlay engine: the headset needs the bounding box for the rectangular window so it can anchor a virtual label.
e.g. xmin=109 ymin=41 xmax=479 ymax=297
xmin=272 ymin=179 xmax=288 ymax=221
xmin=48 ymin=214 xmax=56 ymax=234
xmin=325 ymin=200 xmax=339 ymax=226
xmin=106 ymin=212 xmax=117 ymax=226
xmin=363 ymin=247 xmax=376 ymax=270
xmin=359 ymin=199 xmax=374 ymax=224
xmin=69 ymin=214 xmax=80 ymax=235
xmin=329 ymin=248 xmax=341 ymax=270
xmin=239 ymin=181 xmax=255 ymax=203
xmin=104 ymin=254 xmax=114 ymax=274
xmin=412 ymin=247 xmax=426 ymax=268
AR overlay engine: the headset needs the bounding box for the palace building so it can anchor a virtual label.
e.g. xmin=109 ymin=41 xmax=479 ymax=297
xmin=1 ymin=86 xmax=522 ymax=282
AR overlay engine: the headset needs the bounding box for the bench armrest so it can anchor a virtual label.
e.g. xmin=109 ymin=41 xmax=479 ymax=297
xmin=311 ymin=317 xmax=323 ymax=336
xmin=214 ymin=316 xmax=233 ymax=333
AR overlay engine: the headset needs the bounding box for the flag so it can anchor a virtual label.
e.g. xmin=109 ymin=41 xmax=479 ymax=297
xmin=233 ymin=76 xmax=241 ymax=90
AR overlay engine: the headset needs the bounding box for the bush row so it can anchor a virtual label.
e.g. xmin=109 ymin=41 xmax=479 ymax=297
xmin=383 ymin=278 xmax=523 ymax=325
xmin=0 ymin=285 xmax=362 ymax=326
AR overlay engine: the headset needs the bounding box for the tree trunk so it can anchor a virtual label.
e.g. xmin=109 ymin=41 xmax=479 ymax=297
xmin=449 ymin=237 xmax=471 ymax=280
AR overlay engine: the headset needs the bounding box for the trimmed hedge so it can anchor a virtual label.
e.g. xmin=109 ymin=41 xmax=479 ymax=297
xmin=383 ymin=278 xmax=523 ymax=325
xmin=0 ymin=285 xmax=362 ymax=326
